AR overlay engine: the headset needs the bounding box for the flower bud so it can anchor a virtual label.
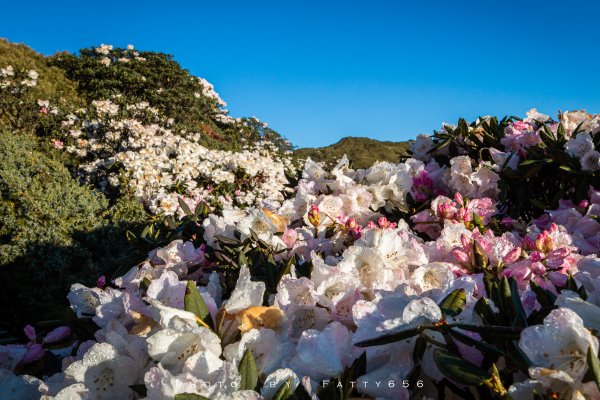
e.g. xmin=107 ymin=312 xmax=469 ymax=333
xmin=454 ymin=192 xmax=464 ymax=206
xmin=501 ymin=217 xmax=515 ymax=227
xmin=24 ymin=325 xmax=36 ymax=342
xmin=307 ymin=205 xmax=320 ymax=227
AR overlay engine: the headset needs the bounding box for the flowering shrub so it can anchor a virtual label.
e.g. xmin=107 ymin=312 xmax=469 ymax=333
xmin=49 ymin=45 xmax=292 ymax=152
xmin=5 ymin=108 xmax=600 ymax=400
xmin=54 ymin=98 xmax=296 ymax=216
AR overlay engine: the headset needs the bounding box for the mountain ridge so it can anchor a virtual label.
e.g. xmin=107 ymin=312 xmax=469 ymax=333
xmin=294 ymin=136 xmax=411 ymax=168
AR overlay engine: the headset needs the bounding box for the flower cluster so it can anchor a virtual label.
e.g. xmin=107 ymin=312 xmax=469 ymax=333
xmin=56 ymin=97 xmax=295 ymax=216
xmin=5 ymin=110 xmax=600 ymax=400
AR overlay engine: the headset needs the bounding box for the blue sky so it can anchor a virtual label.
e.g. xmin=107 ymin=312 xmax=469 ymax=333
xmin=3 ymin=0 xmax=600 ymax=147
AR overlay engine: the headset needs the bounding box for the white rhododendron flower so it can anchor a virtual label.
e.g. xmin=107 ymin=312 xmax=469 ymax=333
xmin=519 ymin=308 xmax=598 ymax=380
xmin=63 ymin=343 xmax=140 ymax=399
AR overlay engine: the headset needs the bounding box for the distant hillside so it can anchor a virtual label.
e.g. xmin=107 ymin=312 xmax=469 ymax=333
xmin=295 ymin=137 xmax=411 ymax=168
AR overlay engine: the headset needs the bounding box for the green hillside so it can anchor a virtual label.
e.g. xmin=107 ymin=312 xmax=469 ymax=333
xmin=295 ymin=136 xmax=411 ymax=168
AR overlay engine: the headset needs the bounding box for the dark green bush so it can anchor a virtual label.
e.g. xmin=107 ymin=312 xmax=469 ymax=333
xmin=0 ymin=131 xmax=148 ymax=323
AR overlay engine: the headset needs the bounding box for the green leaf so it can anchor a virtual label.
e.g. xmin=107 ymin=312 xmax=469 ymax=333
xmin=587 ymin=347 xmax=600 ymax=391
xmin=519 ymin=159 xmax=543 ymax=166
xmin=239 ymin=349 xmax=258 ymax=391
xmin=509 ymin=278 xmax=527 ymax=327
xmin=504 ymin=341 xmax=532 ymax=374
xmin=184 ymin=281 xmax=214 ymax=330
xmin=412 ymin=336 xmax=427 ymax=363
xmin=273 ymin=377 xmax=295 ymax=400
xmin=214 ymin=235 xmax=242 ymax=246
xmin=474 ymin=297 xmax=496 ymax=325
xmin=559 ymin=165 xmax=576 ymax=173
xmin=530 ymin=281 xmax=557 ymax=308
xmin=354 ymin=325 xmax=429 ymax=347
xmin=565 ymin=275 xmax=578 ymax=292
xmin=433 ymin=348 xmax=490 ymax=386
xmin=449 ymin=324 xmax=522 ymax=339
xmin=472 ymin=241 xmax=488 ymax=270
xmin=174 ymin=394 xmax=210 ymax=400
xmin=178 ymin=197 xmax=193 ymax=217
xmin=439 ymin=289 xmax=467 ymax=317
xmin=448 ymin=329 xmax=503 ymax=356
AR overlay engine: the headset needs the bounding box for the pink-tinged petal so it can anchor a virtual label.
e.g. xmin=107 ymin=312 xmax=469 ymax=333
xmin=43 ymin=326 xmax=71 ymax=344
xmin=548 ymin=272 xmax=568 ymax=289
xmin=503 ymin=246 xmax=521 ymax=264
xmin=452 ymin=249 xmax=469 ymax=264
xmin=530 ymin=261 xmax=546 ymax=276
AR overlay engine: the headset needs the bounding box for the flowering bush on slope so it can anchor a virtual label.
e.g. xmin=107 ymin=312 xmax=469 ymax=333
xmin=49 ymin=44 xmax=292 ymax=153
xmin=54 ymin=97 xmax=295 ymax=216
xmin=5 ymin=109 xmax=600 ymax=399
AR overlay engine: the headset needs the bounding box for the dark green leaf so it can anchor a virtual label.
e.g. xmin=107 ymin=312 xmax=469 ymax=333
xmin=214 ymin=235 xmax=242 ymax=246
xmin=587 ymin=347 xmax=600 ymax=391
xmin=184 ymin=281 xmax=214 ymax=330
xmin=178 ymin=197 xmax=193 ymax=216
xmin=433 ymin=348 xmax=490 ymax=386
xmin=530 ymin=281 xmax=557 ymax=308
xmin=174 ymin=394 xmax=210 ymax=400
xmin=355 ymin=325 xmax=429 ymax=347
xmin=449 ymin=324 xmax=522 ymax=339
xmin=239 ymin=349 xmax=258 ymax=391
xmin=448 ymin=329 xmax=503 ymax=356
xmin=273 ymin=377 xmax=295 ymax=400
xmin=439 ymin=289 xmax=467 ymax=317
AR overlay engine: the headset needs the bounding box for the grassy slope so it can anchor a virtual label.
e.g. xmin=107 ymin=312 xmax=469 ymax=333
xmin=295 ymin=136 xmax=411 ymax=169
xmin=0 ymin=38 xmax=82 ymax=106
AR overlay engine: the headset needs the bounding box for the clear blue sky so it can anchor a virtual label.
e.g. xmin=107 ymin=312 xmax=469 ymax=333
xmin=2 ymin=0 xmax=600 ymax=148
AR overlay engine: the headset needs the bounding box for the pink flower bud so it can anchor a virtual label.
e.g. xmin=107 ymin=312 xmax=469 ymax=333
xmin=23 ymin=325 xmax=36 ymax=342
xmin=437 ymin=202 xmax=455 ymax=219
xmin=530 ymin=251 xmax=543 ymax=262
xmin=523 ymin=236 xmax=535 ymax=250
xmin=454 ymin=192 xmax=464 ymax=206
xmin=307 ymin=204 xmax=320 ymax=226
xmin=97 ymin=275 xmax=106 ymax=288
xmin=501 ymin=217 xmax=515 ymax=227
xmin=349 ymin=226 xmax=362 ymax=240
xmin=346 ymin=217 xmax=358 ymax=230
xmin=22 ymin=343 xmax=44 ymax=364
xmin=367 ymin=221 xmax=377 ymax=229
xmin=43 ymin=326 xmax=71 ymax=344
xmin=578 ymin=200 xmax=590 ymax=209
xmin=378 ymin=217 xmax=388 ymax=228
